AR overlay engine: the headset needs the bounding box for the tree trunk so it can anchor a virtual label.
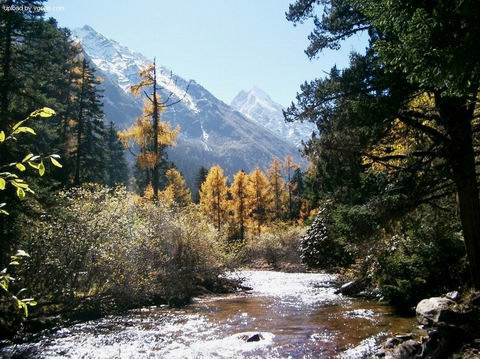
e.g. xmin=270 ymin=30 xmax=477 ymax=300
xmin=439 ymin=95 xmax=480 ymax=288
xmin=74 ymin=59 xmax=87 ymax=186
xmin=152 ymin=59 xmax=159 ymax=201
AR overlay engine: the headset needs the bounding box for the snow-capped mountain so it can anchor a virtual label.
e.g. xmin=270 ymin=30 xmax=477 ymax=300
xmin=72 ymin=25 xmax=304 ymax=187
xmin=231 ymin=87 xmax=316 ymax=147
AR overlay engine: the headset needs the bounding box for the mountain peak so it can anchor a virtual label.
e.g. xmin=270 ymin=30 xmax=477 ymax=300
xmin=231 ymin=87 xmax=315 ymax=147
xmin=248 ymin=86 xmax=271 ymax=101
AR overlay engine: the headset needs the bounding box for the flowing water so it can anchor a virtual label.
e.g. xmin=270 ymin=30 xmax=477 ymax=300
xmin=1 ymin=271 xmax=416 ymax=358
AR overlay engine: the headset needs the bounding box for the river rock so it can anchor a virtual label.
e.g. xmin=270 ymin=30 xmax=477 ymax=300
xmin=416 ymin=297 xmax=457 ymax=325
xmin=392 ymin=339 xmax=422 ymax=359
xmin=246 ymin=333 xmax=264 ymax=342
xmin=334 ymin=279 xmax=367 ymax=296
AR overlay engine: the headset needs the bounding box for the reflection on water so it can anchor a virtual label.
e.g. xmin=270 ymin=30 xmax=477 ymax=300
xmin=1 ymin=271 xmax=416 ymax=358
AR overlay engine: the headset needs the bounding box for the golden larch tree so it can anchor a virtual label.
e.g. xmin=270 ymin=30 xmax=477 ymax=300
xmin=246 ymin=168 xmax=273 ymax=235
xmin=199 ymin=165 xmax=229 ymax=230
xmin=230 ymin=170 xmax=249 ymax=240
xmin=119 ymin=60 xmax=181 ymax=200
xmin=163 ymin=168 xmax=191 ymax=207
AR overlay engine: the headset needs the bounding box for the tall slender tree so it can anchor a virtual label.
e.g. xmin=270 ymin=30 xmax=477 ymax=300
xmin=73 ymin=58 xmax=106 ymax=185
xmin=199 ymin=165 xmax=229 ymax=231
xmin=267 ymin=158 xmax=287 ymax=220
xmin=246 ymin=168 xmax=273 ymax=235
xmin=284 ymin=155 xmax=299 ymax=219
xmin=105 ymin=121 xmax=129 ymax=187
xmin=230 ymin=170 xmax=249 ymax=241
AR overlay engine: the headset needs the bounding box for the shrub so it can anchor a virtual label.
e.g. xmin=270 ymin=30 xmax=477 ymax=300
xmin=245 ymin=223 xmax=305 ymax=268
xmin=19 ymin=185 xmax=230 ymax=311
xmin=373 ymin=205 xmax=467 ymax=308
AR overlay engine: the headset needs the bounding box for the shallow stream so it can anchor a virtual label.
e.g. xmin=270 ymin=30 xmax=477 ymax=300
xmin=1 ymin=271 xmax=416 ymax=358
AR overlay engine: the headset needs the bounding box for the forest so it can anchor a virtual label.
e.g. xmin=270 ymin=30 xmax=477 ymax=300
xmin=1 ymin=0 xmax=480 ymax=358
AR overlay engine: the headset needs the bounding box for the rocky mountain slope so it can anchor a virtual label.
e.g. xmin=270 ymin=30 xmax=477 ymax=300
xmin=73 ymin=25 xmax=304 ymax=187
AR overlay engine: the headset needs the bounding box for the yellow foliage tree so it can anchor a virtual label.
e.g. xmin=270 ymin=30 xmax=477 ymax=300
xmin=199 ymin=165 xmax=229 ymax=230
xmin=230 ymin=170 xmax=249 ymax=240
xmin=246 ymin=168 xmax=273 ymax=235
xmin=267 ymin=158 xmax=287 ymax=220
xmin=118 ymin=61 xmax=179 ymax=199
xmin=163 ymin=168 xmax=191 ymax=207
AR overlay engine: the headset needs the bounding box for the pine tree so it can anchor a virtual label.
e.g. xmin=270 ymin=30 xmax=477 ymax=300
xmin=267 ymin=158 xmax=287 ymax=220
xmin=72 ymin=58 xmax=106 ymax=185
xmin=194 ymin=166 xmax=209 ymax=203
xmin=105 ymin=121 xmax=129 ymax=187
xmin=284 ymin=155 xmax=299 ymax=219
xmin=199 ymin=165 xmax=228 ymax=230
xmin=230 ymin=170 xmax=249 ymax=241
xmin=162 ymin=168 xmax=191 ymax=207
xmin=246 ymin=168 xmax=273 ymax=235
xmin=0 ymin=0 xmax=46 ymax=125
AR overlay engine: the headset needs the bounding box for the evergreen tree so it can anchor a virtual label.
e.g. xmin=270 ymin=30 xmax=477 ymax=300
xmin=72 ymin=58 xmax=106 ymax=185
xmin=286 ymin=0 xmax=480 ymax=286
xmin=105 ymin=121 xmax=129 ymax=187
xmin=230 ymin=170 xmax=249 ymax=241
xmin=199 ymin=165 xmax=228 ymax=230
xmin=290 ymin=167 xmax=305 ymax=219
xmin=194 ymin=166 xmax=209 ymax=203
xmin=283 ymin=155 xmax=299 ymax=219
xmin=267 ymin=158 xmax=287 ymax=220
xmin=0 ymin=0 xmax=45 ymax=125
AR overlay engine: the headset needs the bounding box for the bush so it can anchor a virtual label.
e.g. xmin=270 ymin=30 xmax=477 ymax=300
xmin=19 ymin=185 xmax=231 ymax=311
xmin=244 ymin=223 xmax=305 ymax=269
xmin=373 ymin=205 xmax=467 ymax=308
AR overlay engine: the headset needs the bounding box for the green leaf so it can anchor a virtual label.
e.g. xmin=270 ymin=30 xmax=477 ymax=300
xmin=13 ymin=127 xmax=36 ymax=135
xmin=0 ymin=131 xmax=5 ymax=142
xmin=0 ymin=209 xmax=9 ymax=215
xmin=22 ymin=154 xmax=34 ymax=163
xmin=15 ymin=250 xmax=30 ymax=257
xmin=16 ymin=163 xmax=26 ymax=171
xmin=38 ymin=161 xmax=45 ymax=176
xmin=28 ymin=162 xmax=39 ymax=170
xmin=39 ymin=107 xmax=56 ymax=117
xmin=50 ymin=157 xmax=62 ymax=168
xmin=16 ymin=187 xmax=25 ymax=199
xmin=0 ymin=178 xmax=5 ymax=190
xmin=12 ymin=120 xmax=27 ymax=131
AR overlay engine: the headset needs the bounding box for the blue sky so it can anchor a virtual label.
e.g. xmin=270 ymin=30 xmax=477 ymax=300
xmin=46 ymin=0 xmax=367 ymax=107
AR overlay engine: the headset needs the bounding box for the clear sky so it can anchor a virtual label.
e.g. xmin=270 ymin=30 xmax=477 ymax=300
xmin=45 ymin=0 xmax=367 ymax=107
